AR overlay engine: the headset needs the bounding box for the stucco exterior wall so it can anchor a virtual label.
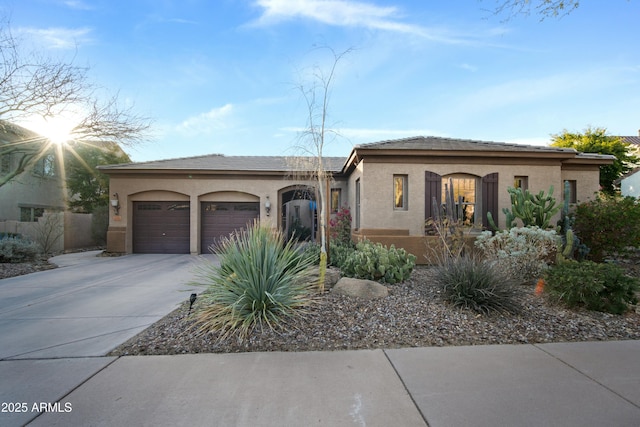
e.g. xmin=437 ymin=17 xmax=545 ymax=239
xmin=107 ymin=174 xmax=320 ymax=254
xmin=0 ymin=172 xmax=65 ymax=221
xmin=354 ymin=160 xmax=564 ymax=233
xmin=561 ymin=166 xmax=603 ymax=203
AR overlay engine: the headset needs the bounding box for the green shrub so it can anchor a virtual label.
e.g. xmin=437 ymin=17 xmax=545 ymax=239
xmin=544 ymin=260 xmax=639 ymax=314
xmin=340 ymin=240 xmax=416 ymax=284
xmin=0 ymin=237 xmax=42 ymax=263
xmin=329 ymin=240 xmax=356 ymax=269
xmin=474 ymin=227 xmax=558 ymax=284
xmin=300 ymin=242 xmax=321 ymax=265
xmin=574 ymin=195 xmax=640 ymax=262
xmin=191 ymin=223 xmax=315 ymax=339
xmin=432 ymin=255 xmax=522 ymax=315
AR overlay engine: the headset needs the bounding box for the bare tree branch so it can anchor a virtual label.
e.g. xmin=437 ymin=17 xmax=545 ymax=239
xmin=0 ymin=17 xmax=152 ymax=188
xmin=485 ymin=0 xmax=581 ymax=21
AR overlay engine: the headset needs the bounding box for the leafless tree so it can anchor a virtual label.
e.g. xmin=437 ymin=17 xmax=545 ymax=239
xmin=0 ymin=17 xmax=150 ymax=188
xmin=486 ymin=0 xmax=580 ymax=21
xmin=293 ymin=46 xmax=352 ymax=291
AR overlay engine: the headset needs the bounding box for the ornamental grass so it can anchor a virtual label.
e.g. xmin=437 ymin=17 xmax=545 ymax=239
xmin=191 ymin=222 xmax=316 ymax=340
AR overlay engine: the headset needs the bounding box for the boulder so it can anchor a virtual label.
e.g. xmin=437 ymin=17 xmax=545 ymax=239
xmin=307 ymin=266 xmax=342 ymax=289
xmin=332 ymin=277 xmax=389 ymax=299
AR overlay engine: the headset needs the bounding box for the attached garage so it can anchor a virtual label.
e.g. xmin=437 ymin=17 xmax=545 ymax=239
xmin=132 ymin=201 xmax=190 ymax=254
xmin=201 ymin=202 xmax=260 ymax=253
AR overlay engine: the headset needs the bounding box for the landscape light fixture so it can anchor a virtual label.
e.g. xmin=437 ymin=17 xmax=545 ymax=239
xmin=189 ymin=293 xmax=197 ymax=314
xmin=110 ymin=193 xmax=120 ymax=216
xmin=265 ymin=196 xmax=271 ymax=216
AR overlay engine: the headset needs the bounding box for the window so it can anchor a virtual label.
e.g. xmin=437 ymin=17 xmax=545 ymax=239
xmin=0 ymin=154 xmax=10 ymax=175
xmin=442 ymin=174 xmax=477 ymax=225
xmin=20 ymin=207 xmax=45 ymax=222
xmin=330 ymin=188 xmax=341 ymax=213
xmin=33 ymin=154 xmax=56 ymax=177
xmin=393 ymin=175 xmax=408 ymax=210
xmin=514 ymin=176 xmax=528 ymax=190
xmin=566 ymin=180 xmax=577 ymax=204
xmin=426 ymin=171 xmax=497 ymax=229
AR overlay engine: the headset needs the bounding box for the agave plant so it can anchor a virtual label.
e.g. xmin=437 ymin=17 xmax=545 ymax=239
xmin=191 ymin=222 xmax=316 ymax=339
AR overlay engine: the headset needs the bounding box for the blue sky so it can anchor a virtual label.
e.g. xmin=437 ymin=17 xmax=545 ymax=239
xmin=5 ymin=0 xmax=640 ymax=162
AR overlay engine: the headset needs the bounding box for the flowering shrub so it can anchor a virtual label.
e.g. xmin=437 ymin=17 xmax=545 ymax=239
xmin=474 ymin=227 xmax=558 ymax=284
xmin=329 ymin=207 xmax=352 ymax=246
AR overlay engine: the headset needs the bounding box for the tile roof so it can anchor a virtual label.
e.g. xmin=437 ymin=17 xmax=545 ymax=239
xmin=620 ymin=136 xmax=640 ymax=146
xmin=355 ymin=135 xmax=576 ymax=154
xmin=99 ymin=154 xmax=347 ymax=173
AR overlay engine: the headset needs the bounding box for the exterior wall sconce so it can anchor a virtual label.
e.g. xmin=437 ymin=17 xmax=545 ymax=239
xmin=110 ymin=193 xmax=121 ymax=216
xmin=265 ymin=196 xmax=271 ymax=216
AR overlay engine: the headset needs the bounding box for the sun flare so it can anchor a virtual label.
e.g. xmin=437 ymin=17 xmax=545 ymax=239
xmin=21 ymin=114 xmax=78 ymax=146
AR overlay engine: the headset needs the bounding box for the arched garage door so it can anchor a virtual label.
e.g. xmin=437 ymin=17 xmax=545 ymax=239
xmin=201 ymin=202 xmax=260 ymax=253
xmin=133 ymin=201 xmax=190 ymax=254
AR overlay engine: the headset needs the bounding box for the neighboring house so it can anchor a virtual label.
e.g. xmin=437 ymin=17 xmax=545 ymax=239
xmin=0 ymin=121 xmax=65 ymax=222
xmin=0 ymin=120 xmax=98 ymax=251
xmin=617 ymin=131 xmax=640 ymax=198
xmin=620 ymin=131 xmax=640 ymax=157
xmin=618 ymin=167 xmax=640 ymax=198
xmin=99 ymin=136 xmax=613 ymax=262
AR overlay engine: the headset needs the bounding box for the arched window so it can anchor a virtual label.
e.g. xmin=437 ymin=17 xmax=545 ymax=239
xmin=442 ymin=174 xmax=478 ymax=226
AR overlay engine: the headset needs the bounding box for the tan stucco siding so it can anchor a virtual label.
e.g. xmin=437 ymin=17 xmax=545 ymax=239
xmin=108 ymin=174 xmax=317 ymax=254
xmin=561 ymin=167 xmax=602 ymax=204
xmin=355 ymin=161 xmax=565 ymax=232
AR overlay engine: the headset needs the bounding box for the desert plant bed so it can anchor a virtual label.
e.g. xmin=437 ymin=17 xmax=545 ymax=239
xmin=109 ymin=266 xmax=640 ymax=356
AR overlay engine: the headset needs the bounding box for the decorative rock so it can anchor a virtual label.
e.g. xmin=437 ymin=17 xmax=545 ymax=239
xmin=332 ymin=277 xmax=389 ymax=299
xmin=308 ymin=266 xmax=342 ymax=289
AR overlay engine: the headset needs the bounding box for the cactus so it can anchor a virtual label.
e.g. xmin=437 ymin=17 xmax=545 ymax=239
xmin=556 ymin=180 xmax=589 ymax=262
xmin=499 ymin=186 xmax=560 ymax=229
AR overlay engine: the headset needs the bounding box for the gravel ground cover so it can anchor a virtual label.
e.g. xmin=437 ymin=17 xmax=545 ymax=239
xmin=109 ymin=264 xmax=640 ymax=356
xmin=0 ymin=261 xmax=56 ymax=279
xmin=3 ymin=253 xmax=637 ymax=355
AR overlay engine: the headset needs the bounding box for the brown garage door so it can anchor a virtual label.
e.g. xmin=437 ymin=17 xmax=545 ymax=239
xmin=201 ymin=202 xmax=260 ymax=253
xmin=133 ymin=202 xmax=190 ymax=254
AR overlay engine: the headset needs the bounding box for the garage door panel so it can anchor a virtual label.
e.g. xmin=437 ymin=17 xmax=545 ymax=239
xmin=201 ymin=202 xmax=260 ymax=253
xmin=133 ymin=201 xmax=190 ymax=254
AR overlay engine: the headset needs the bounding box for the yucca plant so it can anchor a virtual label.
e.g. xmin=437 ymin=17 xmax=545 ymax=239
xmin=432 ymin=255 xmax=522 ymax=315
xmin=191 ymin=222 xmax=316 ymax=339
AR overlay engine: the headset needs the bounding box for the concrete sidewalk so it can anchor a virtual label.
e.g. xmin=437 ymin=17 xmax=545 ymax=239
xmin=1 ymin=340 xmax=637 ymax=427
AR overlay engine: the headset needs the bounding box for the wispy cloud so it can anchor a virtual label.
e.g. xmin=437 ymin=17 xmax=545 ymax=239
xmin=459 ymin=63 xmax=478 ymax=72
xmin=18 ymin=27 xmax=93 ymax=49
xmin=59 ymin=0 xmax=94 ymax=10
xmin=177 ymin=104 xmax=235 ymax=135
xmin=249 ymin=0 xmax=474 ymax=44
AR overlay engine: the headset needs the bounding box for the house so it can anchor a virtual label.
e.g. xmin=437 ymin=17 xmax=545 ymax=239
xmin=0 ymin=120 xmax=99 ymax=251
xmin=99 ymin=136 xmax=613 ymax=262
xmin=617 ymin=131 xmax=640 ymax=198
xmin=0 ymin=121 xmax=66 ymax=222
xmin=618 ymin=168 xmax=640 ymax=198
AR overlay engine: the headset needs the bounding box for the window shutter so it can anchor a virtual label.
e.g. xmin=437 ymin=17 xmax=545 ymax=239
xmin=425 ymin=171 xmax=442 ymax=221
xmin=482 ymin=172 xmax=499 ymax=228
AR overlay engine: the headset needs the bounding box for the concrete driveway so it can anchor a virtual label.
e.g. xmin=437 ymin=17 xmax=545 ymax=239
xmin=0 ymin=252 xmax=215 ymax=359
